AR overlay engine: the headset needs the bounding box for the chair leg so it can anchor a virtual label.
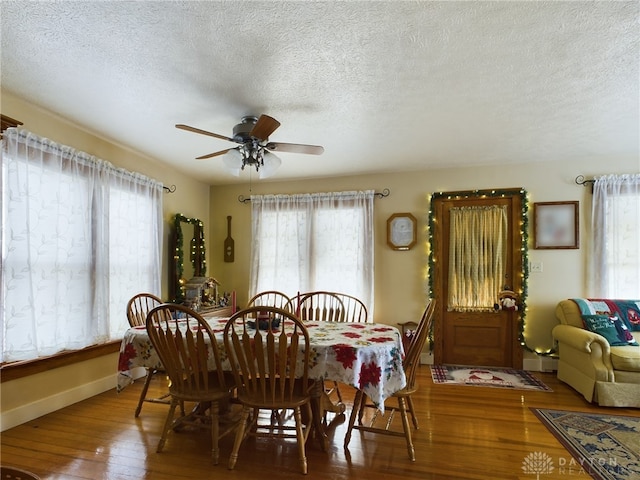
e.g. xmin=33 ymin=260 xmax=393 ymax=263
xmin=302 ymin=403 xmax=313 ymax=444
xmin=293 ymin=406 xmax=308 ymax=475
xmin=228 ymin=407 xmax=251 ymax=470
xmin=397 ymin=396 xmax=415 ymax=461
xmin=344 ymin=390 xmax=364 ymax=449
xmin=157 ymin=397 xmax=178 ymax=453
xmin=135 ymin=368 xmax=155 ymax=417
xmin=406 ymin=395 xmax=419 ymax=429
xmin=210 ymin=400 xmax=220 ymax=465
xmin=357 ymin=390 xmax=367 ymax=425
xmin=334 ymin=382 xmax=343 ymax=403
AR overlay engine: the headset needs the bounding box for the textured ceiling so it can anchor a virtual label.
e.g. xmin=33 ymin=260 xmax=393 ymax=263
xmin=1 ymin=1 xmax=638 ymax=185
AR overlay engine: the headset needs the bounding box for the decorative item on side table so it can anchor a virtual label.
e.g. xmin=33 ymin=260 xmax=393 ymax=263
xmin=387 ymin=213 xmax=417 ymax=251
xmin=399 ymin=321 xmax=418 ymax=352
xmin=533 ymin=201 xmax=579 ymax=249
xmin=183 ymin=276 xmax=235 ymax=315
xmin=202 ymin=277 xmax=220 ymax=306
xmin=183 ymin=276 xmax=209 ymax=311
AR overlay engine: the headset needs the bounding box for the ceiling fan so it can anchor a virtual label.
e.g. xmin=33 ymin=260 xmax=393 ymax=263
xmin=176 ymin=115 xmax=324 ymax=178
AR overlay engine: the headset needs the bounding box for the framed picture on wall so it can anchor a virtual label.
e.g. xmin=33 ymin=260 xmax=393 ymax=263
xmin=387 ymin=213 xmax=417 ymax=251
xmin=533 ymin=201 xmax=579 ymax=249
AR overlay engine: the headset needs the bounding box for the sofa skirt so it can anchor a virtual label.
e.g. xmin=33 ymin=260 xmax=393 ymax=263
xmin=596 ymin=381 xmax=640 ymax=407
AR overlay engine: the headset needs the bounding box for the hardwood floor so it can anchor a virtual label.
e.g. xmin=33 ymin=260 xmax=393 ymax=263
xmin=2 ymin=368 xmax=638 ymax=479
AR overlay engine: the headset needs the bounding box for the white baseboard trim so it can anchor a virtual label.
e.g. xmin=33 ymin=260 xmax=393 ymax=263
xmin=415 ymin=353 xmax=558 ymax=372
xmin=541 ymin=356 xmax=559 ymax=372
xmin=1 ymin=374 xmax=117 ymax=432
xmin=420 ymin=352 xmax=434 ymax=365
xmin=523 ymin=356 xmax=558 ymax=372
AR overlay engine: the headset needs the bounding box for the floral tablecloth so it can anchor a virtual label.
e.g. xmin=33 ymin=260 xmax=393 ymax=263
xmin=117 ymin=318 xmax=406 ymax=411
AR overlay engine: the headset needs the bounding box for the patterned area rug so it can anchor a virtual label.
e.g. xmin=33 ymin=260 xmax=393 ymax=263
xmin=430 ymin=364 xmax=552 ymax=391
xmin=531 ymin=408 xmax=640 ymax=480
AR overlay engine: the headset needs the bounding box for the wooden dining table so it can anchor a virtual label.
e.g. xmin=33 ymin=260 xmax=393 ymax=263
xmin=117 ymin=315 xmax=407 ymax=449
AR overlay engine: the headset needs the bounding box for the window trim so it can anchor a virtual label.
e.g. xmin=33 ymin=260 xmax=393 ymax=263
xmin=0 ymin=341 xmax=120 ymax=382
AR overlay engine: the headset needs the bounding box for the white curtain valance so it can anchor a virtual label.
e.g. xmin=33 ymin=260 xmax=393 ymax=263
xmin=4 ymin=128 xmax=163 ymax=189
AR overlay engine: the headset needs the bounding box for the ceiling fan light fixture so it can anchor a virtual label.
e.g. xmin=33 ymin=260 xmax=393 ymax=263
xmin=259 ymin=150 xmax=282 ymax=179
xmin=222 ymin=148 xmax=243 ymax=176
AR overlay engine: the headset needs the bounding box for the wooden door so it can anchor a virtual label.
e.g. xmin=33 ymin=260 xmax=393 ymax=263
xmin=432 ymin=189 xmax=524 ymax=368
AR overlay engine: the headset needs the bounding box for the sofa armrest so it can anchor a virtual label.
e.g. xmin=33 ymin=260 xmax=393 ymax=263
xmin=552 ymin=324 xmax=611 ymax=355
xmin=552 ymin=324 xmax=614 ymax=381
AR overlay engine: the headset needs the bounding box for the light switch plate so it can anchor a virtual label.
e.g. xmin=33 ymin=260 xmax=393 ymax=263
xmin=530 ymin=261 xmax=543 ymax=273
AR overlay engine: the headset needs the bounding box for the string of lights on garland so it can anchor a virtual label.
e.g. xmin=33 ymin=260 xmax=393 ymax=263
xmin=425 ymin=188 xmax=553 ymax=356
xmin=173 ymin=213 xmax=206 ymax=303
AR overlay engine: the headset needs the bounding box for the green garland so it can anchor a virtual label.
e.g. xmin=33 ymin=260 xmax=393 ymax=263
xmin=173 ymin=213 xmax=206 ymax=303
xmin=426 ymin=188 xmax=549 ymax=355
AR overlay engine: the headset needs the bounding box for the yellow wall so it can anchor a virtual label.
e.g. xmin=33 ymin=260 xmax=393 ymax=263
xmin=2 ymin=89 xmax=638 ymax=429
xmin=207 ymin=160 xmax=638 ymax=354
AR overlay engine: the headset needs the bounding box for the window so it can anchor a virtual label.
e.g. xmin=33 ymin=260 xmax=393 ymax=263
xmin=249 ymin=191 xmax=374 ymax=315
xmin=589 ymin=174 xmax=640 ymax=297
xmin=1 ymin=129 xmax=162 ymax=363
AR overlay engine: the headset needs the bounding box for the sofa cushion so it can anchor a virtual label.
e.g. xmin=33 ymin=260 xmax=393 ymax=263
xmin=610 ymin=345 xmax=640 ymax=372
xmin=582 ymin=314 xmax=639 ymax=347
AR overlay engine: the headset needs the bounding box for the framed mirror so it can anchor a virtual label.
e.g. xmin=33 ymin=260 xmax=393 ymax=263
xmin=172 ymin=213 xmax=206 ymax=303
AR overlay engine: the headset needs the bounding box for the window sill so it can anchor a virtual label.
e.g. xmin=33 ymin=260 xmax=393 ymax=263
xmin=0 ymin=341 xmax=120 ymax=383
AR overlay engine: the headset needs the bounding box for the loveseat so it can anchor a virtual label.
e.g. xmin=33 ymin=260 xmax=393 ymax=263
xmin=552 ymin=298 xmax=640 ymax=407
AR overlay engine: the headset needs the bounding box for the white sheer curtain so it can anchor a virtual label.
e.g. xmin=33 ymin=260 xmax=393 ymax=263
xmin=589 ymin=173 xmax=640 ymax=297
xmin=1 ymin=128 xmax=163 ymax=362
xmin=249 ymin=190 xmax=375 ymax=316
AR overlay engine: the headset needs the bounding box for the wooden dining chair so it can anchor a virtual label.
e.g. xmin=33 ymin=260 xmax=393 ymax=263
xmin=224 ymin=306 xmax=316 ymax=475
xmin=246 ymin=290 xmax=292 ymax=311
xmin=328 ymin=292 xmax=368 ymax=323
xmin=344 ymin=299 xmax=436 ymax=461
xmin=146 ymin=303 xmax=237 ymax=465
xmin=126 ymin=292 xmax=171 ymax=417
xmin=292 ymin=291 xmax=345 ymax=322
xmin=127 ymin=293 xmax=162 ymax=328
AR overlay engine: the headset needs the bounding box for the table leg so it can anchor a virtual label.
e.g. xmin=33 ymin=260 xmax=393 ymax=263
xmin=309 ymin=381 xmax=346 ymax=451
xmin=310 ymin=382 xmax=328 ymax=451
xmin=321 ymin=384 xmax=346 ymax=417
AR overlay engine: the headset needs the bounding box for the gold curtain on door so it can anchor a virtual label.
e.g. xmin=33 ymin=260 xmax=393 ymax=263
xmin=448 ymin=205 xmax=508 ymax=312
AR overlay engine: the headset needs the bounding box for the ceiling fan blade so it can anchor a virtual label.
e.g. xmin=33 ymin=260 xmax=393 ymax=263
xmin=195 ymin=148 xmax=234 ymax=160
xmin=266 ymin=142 xmax=324 ymax=155
xmin=250 ymin=115 xmax=281 ymax=140
xmin=176 ymin=124 xmax=234 ymax=142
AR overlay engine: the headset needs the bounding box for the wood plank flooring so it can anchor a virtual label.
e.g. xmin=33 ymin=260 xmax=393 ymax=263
xmin=2 ymin=368 xmax=638 ymax=479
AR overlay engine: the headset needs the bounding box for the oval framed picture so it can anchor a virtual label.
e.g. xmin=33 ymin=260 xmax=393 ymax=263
xmin=387 ymin=213 xmax=417 ymax=251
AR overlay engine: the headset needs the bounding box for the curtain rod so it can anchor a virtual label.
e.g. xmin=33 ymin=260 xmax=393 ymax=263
xmin=237 ymin=188 xmax=390 ymax=204
xmin=163 ymin=184 xmax=176 ymax=193
xmin=575 ymin=175 xmax=595 ymax=191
